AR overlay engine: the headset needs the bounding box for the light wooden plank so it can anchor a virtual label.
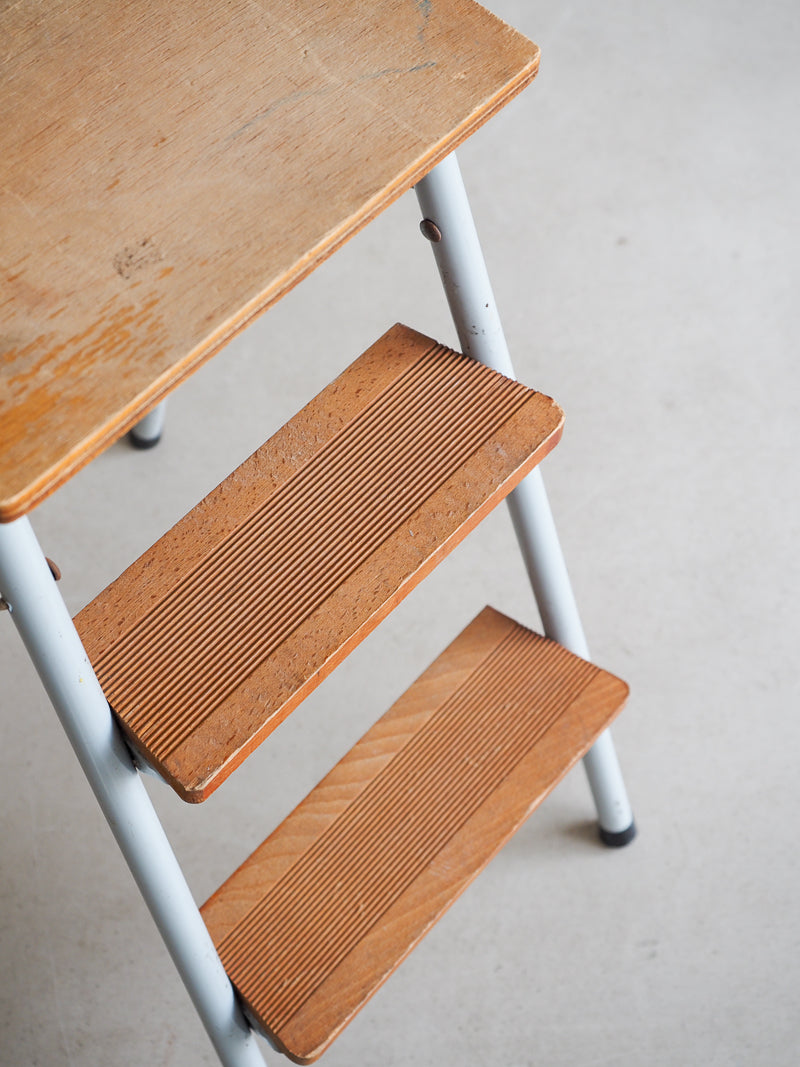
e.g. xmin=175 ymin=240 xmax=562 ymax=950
xmin=0 ymin=0 xmax=539 ymax=520
xmin=201 ymin=607 xmax=629 ymax=1063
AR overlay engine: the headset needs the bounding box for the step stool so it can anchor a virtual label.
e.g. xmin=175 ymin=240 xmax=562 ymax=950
xmin=0 ymin=3 xmax=636 ymax=1064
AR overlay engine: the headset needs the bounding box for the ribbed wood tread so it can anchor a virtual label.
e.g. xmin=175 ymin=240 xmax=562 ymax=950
xmin=75 ymin=326 xmax=563 ymax=801
xmin=201 ymin=607 xmax=629 ymax=1063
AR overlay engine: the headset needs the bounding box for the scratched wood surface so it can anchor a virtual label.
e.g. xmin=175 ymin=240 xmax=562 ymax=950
xmin=0 ymin=0 xmax=540 ymax=521
xmin=201 ymin=607 xmax=629 ymax=1063
xmin=75 ymin=325 xmax=564 ymax=801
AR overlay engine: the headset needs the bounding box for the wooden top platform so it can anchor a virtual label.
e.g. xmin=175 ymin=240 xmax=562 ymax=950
xmin=0 ymin=0 xmax=539 ymax=522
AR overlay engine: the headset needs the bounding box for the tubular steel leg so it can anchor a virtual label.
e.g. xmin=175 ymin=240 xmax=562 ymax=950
xmin=130 ymin=399 xmax=167 ymax=449
xmin=0 ymin=516 xmax=269 ymax=1066
xmin=415 ymin=151 xmax=635 ymax=844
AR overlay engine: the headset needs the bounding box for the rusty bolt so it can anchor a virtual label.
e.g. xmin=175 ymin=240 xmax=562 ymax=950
xmin=419 ymin=219 xmax=442 ymax=243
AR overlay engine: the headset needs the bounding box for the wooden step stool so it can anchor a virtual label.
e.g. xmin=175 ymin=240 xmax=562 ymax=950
xmin=0 ymin=3 xmax=636 ymax=1065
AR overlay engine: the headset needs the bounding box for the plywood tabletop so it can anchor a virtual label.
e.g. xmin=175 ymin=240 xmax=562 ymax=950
xmin=0 ymin=0 xmax=539 ymax=521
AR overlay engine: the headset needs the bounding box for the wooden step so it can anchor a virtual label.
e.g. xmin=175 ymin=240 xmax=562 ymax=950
xmin=75 ymin=326 xmax=563 ymax=801
xmin=1 ymin=0 xmax=539 ymax=522
xmin=201 ymin=607 xmax=629 ymax=1064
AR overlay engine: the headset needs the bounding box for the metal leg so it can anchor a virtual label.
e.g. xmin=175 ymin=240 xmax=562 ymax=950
xmin=415 ymin=151 xmax=635 ymax=844
xmin=0 ymin=516 xmax=269 ymax=1066
xmin=130 ymin=399 xmax=167 ymax=449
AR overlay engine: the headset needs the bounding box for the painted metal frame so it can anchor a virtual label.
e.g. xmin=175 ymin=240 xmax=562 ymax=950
xmin=131 ymin=400 xmax=168 ymax=449
xmin=415 ymin=152 xmax=635 ymax=840
xmin=0 ymin=147 xmax=635 ymax=1067
xmin=0 ymin=516 xmax=269 ymax=1067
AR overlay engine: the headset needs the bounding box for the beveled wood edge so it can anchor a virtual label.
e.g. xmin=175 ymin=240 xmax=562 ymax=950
xmin=0 ymin=373 xmax=177 ymax=524
xmin=0 ymin=50 xmax=539 ymax=524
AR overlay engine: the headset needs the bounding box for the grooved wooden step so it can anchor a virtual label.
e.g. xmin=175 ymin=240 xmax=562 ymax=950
xmin=1 ymin=0 xmax=540 ymax=521
xmin=75 ymin=325 xmax=563 ymax=801
xmin=201 ymin=607 xmax=629 ymax=1064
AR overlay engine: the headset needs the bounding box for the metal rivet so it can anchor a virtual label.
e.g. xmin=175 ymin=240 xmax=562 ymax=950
xmin=419 ymin=219 xmax=442 ymax=243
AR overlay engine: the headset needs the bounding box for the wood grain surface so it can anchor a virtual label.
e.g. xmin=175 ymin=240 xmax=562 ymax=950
xmin=201 ymin=606 xmax=629 ymax=1063
xmin=75 ymin=325 xmax=563 ymax=801
xmin=0 ymin=0 xmax=540 ymax=521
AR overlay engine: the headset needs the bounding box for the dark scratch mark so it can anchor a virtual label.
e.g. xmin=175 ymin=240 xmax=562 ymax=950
xmin=113 ymin=237 xmax=163 ymax=280
xmin=227 ymin=62 xmax=438 ymax=142
xmin=415 ymin=0 xmax=433 ymax=43
xmin=360 ymin=61 xmax=437 ymax=81
xmin=230 ymin=88 xmax=321 ymax=138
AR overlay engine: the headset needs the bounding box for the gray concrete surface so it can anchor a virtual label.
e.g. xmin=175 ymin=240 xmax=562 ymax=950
xmin=2 ymin=1 xmax=798 ymax=1063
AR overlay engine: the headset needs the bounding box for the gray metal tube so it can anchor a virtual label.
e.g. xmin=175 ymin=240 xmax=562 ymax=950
xmin=0 ymin=516 xmax=268 ymax=1067
xmin=415 ymin=152 xmax=634 ymax=836
xmin=131 ymin=399 xmax=168 ymax=448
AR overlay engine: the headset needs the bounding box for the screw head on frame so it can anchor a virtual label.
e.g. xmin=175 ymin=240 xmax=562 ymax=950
xmin=419 ymin=219 xmax=442 ymax=243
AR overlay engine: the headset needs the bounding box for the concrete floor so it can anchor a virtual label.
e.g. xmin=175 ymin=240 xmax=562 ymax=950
xmin=2 ymin=1 xmax=798 ymax=1064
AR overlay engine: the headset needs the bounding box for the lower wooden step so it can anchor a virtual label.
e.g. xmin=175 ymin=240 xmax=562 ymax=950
xmin=75 ymin=324 xmax=563 ymax=801
xmin=201 ymin=607 xmax=629 ymax=1063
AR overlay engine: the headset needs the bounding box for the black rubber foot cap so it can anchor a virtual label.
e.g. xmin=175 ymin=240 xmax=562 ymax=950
xmin=599 ymin=821 xmax=637 ymax=848
xmin=129 ymin=431 xmax=162 ymax=450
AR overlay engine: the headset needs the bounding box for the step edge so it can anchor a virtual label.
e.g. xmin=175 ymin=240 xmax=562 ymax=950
xmin=166 ymin=412 xmax=563 ymax=800
xmin=80 ymin=334 xmax=562 ymax=800
xmin=267 ymin=667 xmax=628 ymax=1062
xmin=200 ymin=608 xmax=628 ymax=1059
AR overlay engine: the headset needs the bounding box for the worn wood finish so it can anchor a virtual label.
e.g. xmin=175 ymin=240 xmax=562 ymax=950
xmin=75 ymin=325 xmax=563 ymax=801
xmin=201 ymin=607 xmax=629 ymax=1063
xmin=0 ymin=0 xmax=540 ymax=521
